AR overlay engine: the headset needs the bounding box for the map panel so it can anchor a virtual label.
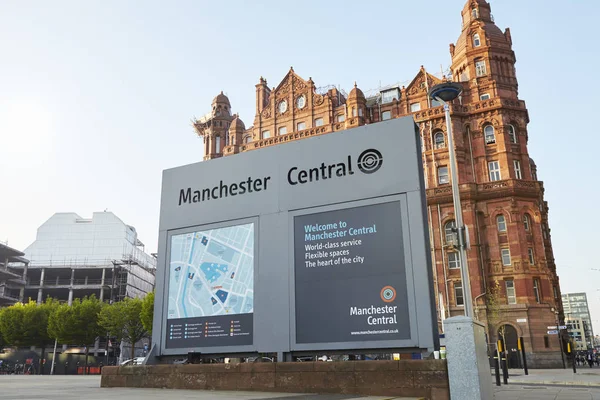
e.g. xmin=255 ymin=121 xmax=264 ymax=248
xmin=166 ymin=223 xmax=254 ymax=348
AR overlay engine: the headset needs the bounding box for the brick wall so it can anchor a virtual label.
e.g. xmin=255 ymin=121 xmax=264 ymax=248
xmin=101 ymin=360 xmax=449 ymax=399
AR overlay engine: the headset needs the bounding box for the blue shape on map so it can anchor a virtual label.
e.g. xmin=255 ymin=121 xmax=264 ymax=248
xmin=174 ymin=266 xmax=181 ymax=271
xmin=201 ymin=236 xmax=208 ymax=245
xmin=188 ymin=272 xmax=195 ymax=279
xmin=211 ymin=297 xmax=217 ymax=305
xmin=200 ymin=262 xmax=228 ymax=283
xmin=207 ymin=241 xmax=235 ymax=263
xmin=216 ymin=290 xmax=228 ymax=304
xmin=230 ymin=272 xmax=235 ymax=279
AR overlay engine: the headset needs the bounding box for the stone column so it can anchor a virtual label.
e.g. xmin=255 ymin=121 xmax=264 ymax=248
xmin=37 ymin=268 xmax=45 ymax=303
xmin=445 ymin=316 xmax=493 ymax=400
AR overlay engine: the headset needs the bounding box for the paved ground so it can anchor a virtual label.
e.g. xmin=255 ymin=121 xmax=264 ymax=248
xmin=3 ymin=373 xmax=600 ymax=399
xmin=0 ymin=376 xmax=409 ymax=400
xmin=496 ymin=385 xmax=600 ymax=400
xmin=503 ymin=367 xmax=600 ymax=387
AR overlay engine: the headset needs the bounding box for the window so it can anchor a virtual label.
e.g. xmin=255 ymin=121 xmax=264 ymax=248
xmin=484 ymin=125 xmax=496 ymax=144
xmin=472 ymin=8 xmax=479 ymax=19
xmin=434 ymin=132 xmax=445 ymax=149
xmin=480 ymin=93 xmax=490 ymax=101
xmin=508 ymin=125 xmax=517 ymax=143
xmin=278 ymin=126 xmax=287 ymax=135
xmin=514 ymin=160 xmax=522 ymax=179
xmin=336 ymin=114 xmax=345 ymax=122
xmin=501 ymin=248 xmax=511 ymax=266
xmin=448 ymin=252 xmax=461 ymax=269
xmin=505 ymin=280 xmax=516 ymax=304
xmin=455 ymin=281 xmax=464 ymax=306
xmin=533 ymin=278 xmax=541 ymax=303
xmin=381 ymin=88 xmax=400 ymax=104
xmin=244 ymin=136 xmax=252 ymax=144
xmin=542 ymin=223 xmax=548 ymax=239
xmin=297 ymin=122 xmax=306 ymax=131
xmin=438 ymin=166 xmax=449 ymax=184
xmin=473 ymin=33 xmax=481 ymax=47
xmin=358 ymin=108 xmax=364 ymax=117
xmin=215 ymin=136 xmax=221 ymax=152
xmin=528 ymin=248 xmax=535 ymax=265
xmin=352 ymin=107 xmax=357 ymax=117
xmin=262 ymin=130 xmax=271 ymax=139
xmin=430 ymin=98 xmax=442 ymax=107
xmin=488 ymin=161 xmax=501 ymax=181
xmin=475 ymin=60 xmax=487 ymax=77
xmin=553 ymin=286 xmax=558 ymax=300
xmin=544 ymin=336 xmax=550 ymax=348
xmin=382 ymin=111 xmax=391 ymax=121
xmin=496 ymin=215 xmax=507 ymax=232
xmin=410 ymin=102 xmax=421 ymax=112
xmin=523 ymin=214 xmax=531 ymax=231
xmin=315 ymin=118 xmax=324 ymax=127
xmin=445 ymin=220 xmax=457 ymax=244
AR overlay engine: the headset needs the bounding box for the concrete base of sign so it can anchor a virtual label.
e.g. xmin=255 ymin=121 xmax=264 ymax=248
xmin=101 ymin=360 xmax=449 ymax=399
xmin=444 ymin=316 xmax=493 ymax=400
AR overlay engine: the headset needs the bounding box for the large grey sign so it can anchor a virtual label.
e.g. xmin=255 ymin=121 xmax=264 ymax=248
xmin=294 ymin=202 xmax=410 ymax=344
xmin=153 ymin=117 xmax=438 ymax=357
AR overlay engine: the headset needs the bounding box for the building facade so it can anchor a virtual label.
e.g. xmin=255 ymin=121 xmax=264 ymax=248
xmin=193 ymin=0 xmax=563 ymax=367
xmin=565 ymin=318 xmax=589 ymax=351
xmin=562 ymin=292 xmax=595 ymax=350
xmin=13 ymin=211 xmax=156 ymax=304
xmin=0 ymin=243 xmax=28 ymax=306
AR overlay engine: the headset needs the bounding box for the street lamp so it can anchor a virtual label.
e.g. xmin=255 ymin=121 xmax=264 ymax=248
xmin=428 ymin=82 xmax=473 ymax=318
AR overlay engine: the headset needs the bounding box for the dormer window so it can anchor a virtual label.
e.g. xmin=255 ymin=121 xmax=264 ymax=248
xmin=473 ymin=34 xmax=481 ymax=47
xmin=381 ymin=88 xmax=400 ymax=104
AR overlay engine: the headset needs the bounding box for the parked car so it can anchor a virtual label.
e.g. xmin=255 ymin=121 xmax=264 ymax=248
xmin=120 ymin=357 xmax=145 ymax=366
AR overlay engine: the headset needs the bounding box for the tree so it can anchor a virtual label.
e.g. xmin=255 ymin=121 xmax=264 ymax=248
xmin=486 ymin=279 xmax=508 ymax=351
xmin=0 ymin=308 xmax=6 ymax=350
xmin=99 ymin=297 xmax=147 ymax=361
xmin=48 ymin=295 xmax=104 ymax=374
xmin=140 ymin=291 xmax=154 ymax=336
xmin=0 ymin=298 xmax=58 ymax=374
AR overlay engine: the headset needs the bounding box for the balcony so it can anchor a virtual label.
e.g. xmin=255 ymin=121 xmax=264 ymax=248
xmin=427 ymin=179 xmax=543 ymax=204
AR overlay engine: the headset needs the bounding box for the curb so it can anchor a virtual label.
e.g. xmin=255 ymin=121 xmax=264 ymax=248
xmin=509 ymin=379 xmax=600 ymax=387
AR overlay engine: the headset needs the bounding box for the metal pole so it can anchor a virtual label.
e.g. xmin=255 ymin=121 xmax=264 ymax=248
xmin=494 ymin=345 xmax=501 ymax=386
xmin=441 ymin=101 xmax=473 ymax=317
xmin=519 ymin=337 xmax=528 ymax=375
xmin=557 ymin=314 xmax=566 ymax=369
xmin=50 ymin=338 xmax=58 ymax=375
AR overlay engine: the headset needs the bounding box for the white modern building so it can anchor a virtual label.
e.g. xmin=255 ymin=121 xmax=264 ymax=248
xmin=13 ymin=211 xmax=156 ymax=304
xmin=562 ymin=293 xmax=595 ymax=350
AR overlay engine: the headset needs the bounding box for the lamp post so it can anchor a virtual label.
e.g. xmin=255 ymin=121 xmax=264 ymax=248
xmin=428 ymin=82 xmax=473 ymax=318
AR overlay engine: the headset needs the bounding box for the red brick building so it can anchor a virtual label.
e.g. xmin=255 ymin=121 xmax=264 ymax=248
xmin=194 ymin=0 xmax=564 ymax=367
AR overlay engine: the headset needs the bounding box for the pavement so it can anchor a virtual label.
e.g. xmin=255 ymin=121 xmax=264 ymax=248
xmin=0 ymin=376 xmax=415 ymax=400
xmin=3 ymin=371 xmax=600 ymax=399
xmin=500 ymin=367 xmax=600 ymax=387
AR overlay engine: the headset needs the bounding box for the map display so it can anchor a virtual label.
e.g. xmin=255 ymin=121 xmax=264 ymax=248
xmin=166 ymin=222 xmax=254 ymax=348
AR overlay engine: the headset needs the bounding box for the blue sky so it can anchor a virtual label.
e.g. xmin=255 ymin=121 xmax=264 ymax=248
xmin=1 ymin=1 xmax=598 ymax=329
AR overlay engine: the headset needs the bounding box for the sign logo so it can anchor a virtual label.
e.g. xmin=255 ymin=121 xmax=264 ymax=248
xmin=357 ymin=149 xmax=383 ymax=174
xmin=380 ymin=286 xmax=396 ymax=303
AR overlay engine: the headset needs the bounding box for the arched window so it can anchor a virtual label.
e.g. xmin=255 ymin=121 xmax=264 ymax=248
xmin=215 ymin=136 xmax=221 ymax=152
xmin=473 ymin=33 xmax=481 ymax=47
xmin=508 ymin=125 xmax=517 ymax=144
xmin=497 ymin=214 xmax=507 ymax=232
xmin=484 ymin=125 xmax=496 ymax=144
xmin=523 ymin=214 xmax=531 ymax=231
xmin=244 ymin=136 xmax=252 ymax=144
xmin=352 ymin=107 xmax=357 ymax=117
xmin=472 ymin=8 xmax=479 ymax=19
xmin=445 ymin=220 xmax=457 ymax=244
xmin=434 ymin=132 xmax=445 ymax=149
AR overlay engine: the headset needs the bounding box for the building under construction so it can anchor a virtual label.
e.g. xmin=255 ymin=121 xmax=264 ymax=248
xmin=12 ymin=211 xmax=156 ymax=305
xmin=0 ymin=242 xmax=29 ymax=306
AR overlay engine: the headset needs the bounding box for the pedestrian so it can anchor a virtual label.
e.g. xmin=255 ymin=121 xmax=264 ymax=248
xmin=587 ymin=352 xmax=594 ymax=368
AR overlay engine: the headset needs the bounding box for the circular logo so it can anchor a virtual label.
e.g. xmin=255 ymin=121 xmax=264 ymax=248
xmin=357 ymin=149 xmax=383 ymax=174
xmin=380 ymin=286 xmax=396 ymax=303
